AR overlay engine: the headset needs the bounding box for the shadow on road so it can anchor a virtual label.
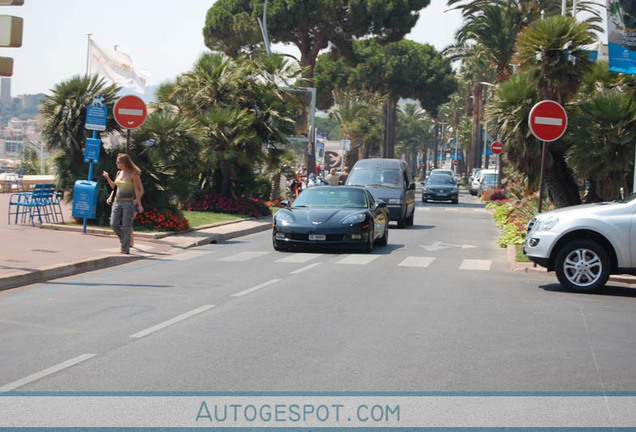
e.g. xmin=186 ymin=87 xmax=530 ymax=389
xmin=540 ymin=283 xmax=636 ymax=298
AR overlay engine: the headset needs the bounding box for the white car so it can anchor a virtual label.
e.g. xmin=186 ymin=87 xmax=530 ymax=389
xmin=469 ymin=169 xmax=495 ymax=195
xmin=523 ymin=196 xmax=636 ymax=292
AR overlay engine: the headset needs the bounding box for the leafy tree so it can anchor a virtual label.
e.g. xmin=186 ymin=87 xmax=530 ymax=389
xmin=315 ymin=38 xmax=457 ymax=157
xmin=203 ymin=0 xmax=431 ymax=81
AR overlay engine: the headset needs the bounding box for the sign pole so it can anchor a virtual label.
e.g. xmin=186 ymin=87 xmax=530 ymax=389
xmin=537 ymin=141 xmax=547 ymax=214
xmin=126 ymin=129 xmax=131 ymax=154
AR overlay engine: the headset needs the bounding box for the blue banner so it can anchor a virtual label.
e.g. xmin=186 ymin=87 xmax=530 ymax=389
xmin=607 ymin=0 xmax=636 ymax=74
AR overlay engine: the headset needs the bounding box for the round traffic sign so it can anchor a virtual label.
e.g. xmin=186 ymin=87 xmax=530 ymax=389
xmin=528 ymin=100 xmax=567 ymax=142
xmin=114 ymin=95 xmax=147 ymax=130
xmin=491 ymin=141 xmax=504 ymax=155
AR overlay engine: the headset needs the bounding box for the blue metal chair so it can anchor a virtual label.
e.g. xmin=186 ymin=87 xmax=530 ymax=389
xmin=7 ymin=184 xmax=64 ymax=226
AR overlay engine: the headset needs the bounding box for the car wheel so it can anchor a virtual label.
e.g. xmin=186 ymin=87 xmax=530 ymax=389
xmin=452 ymin=197 xmax=458 ymax=204
xmin=272 ymin=235 xmax=287 ymax=252
xmin=555 ymin=240 xmax=611 ymax=292
xmin=363 ymin=228 xmax=374 ymax=253
xmin=376 ymin=224 xmax=389 ymax=247
xmin=422 ymin=197 xmax=428 ymax=203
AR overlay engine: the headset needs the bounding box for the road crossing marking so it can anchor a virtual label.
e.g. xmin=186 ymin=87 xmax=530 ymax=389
xmin=129 ymin=305 xmax=216 ymax=338
xmin=459 ymin=259 xmax=492 ymax=271
xmin=291 ymin=263 xmax=321 ymax=274
xmin=232 ymin=279 xmax=281 ymax=297
xmin=164 ymin=250 xmax=212 ymax=261
xmin=0 ymin=354 xmax=96 ymax=392
xmin=218 ymin=251 xmax=270 ymax=262
xmin=336 ymin=255 xmax=381 ymax=265
xmin=398 ymin=257 xmax=436 ymax=268
xmin=276 ymin=253 xmax=322 ymax=263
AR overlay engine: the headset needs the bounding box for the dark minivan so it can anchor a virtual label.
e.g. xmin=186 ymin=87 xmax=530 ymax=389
xmin=345 ymin=158 xmax=415 ymax=228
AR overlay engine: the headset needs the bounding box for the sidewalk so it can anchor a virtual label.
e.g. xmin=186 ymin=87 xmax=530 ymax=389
xmin=0 ymin=193 xmax=271 ymax=291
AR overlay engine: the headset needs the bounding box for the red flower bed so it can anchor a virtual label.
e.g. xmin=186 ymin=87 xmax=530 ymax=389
xmin=135 ymin=208 xmax=190 ymax=232
xmin=188 ymin=191 xmax=271 ymax=218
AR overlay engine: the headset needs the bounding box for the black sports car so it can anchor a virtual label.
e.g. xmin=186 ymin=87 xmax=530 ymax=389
xmin=272 ymin=186 xmax=390 ymax=253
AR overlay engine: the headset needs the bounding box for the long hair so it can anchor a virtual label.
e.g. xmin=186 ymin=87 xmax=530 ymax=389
xmin=117 ymin=153 xmax=141 ymax=175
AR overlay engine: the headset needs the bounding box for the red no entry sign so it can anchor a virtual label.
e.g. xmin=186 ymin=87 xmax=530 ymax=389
xmin=491 ymin=141 xmax=504 ymax=155
xmin=114 ymin=95 xmax=147 ymax=130
xmin=528 ymin=100 xmax=567 ymax=142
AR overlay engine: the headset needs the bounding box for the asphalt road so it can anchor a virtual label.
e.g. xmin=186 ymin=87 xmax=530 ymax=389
xmin=2 ymin=190 xmax=636 ymax=393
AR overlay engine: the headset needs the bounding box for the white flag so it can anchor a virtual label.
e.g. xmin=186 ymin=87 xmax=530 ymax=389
xmin=88 ymin=39 xmax=150 ymax=94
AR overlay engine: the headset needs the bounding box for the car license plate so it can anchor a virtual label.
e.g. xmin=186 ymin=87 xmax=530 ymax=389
xmin=309 ymin=234 xmax=326 ymax=241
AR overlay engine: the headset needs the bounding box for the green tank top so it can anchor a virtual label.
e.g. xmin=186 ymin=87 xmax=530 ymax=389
xmin=115 ymin=178 xmax=135 ymax=200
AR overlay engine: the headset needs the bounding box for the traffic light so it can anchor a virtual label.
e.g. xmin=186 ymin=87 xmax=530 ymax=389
xmin=0 ymin=0 xmax=23 ymax=77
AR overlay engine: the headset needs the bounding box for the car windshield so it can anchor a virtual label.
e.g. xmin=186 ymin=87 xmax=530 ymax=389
xmin=482 ymin=174 xmax=498 ymax=185
xmin=347 ymin=168 xmax=402 ymax=188
xmin=427 ymin=175 xmax=456 ymax=185
xmin=292 ymin=188 xmax=368 ymax=208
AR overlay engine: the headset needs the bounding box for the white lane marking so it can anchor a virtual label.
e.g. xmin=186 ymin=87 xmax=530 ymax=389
xmin=232 ymin=279 xmax=281 ymax=297
xmin=460 ymin=259 xmax=492 ymax=271
xmin=0 ymin=354 xmax=96 ymax=392
xmin=398 ymin=257 xmax=436 ymax=268
xmin=118 ymin=108 xmax=144 ymax=116
xmin=164 ymin=251 xmax=211 ymax=261
xmin=218 ymin=251 xmax=269 ymax=262
xmin=535 ymin=116 xmax=563 ymax=126
xmin=276 ymin=253 xmax=322 ymax=263
xmin=336 ymin=255 xmax=381 ymax=265
xmin=129 ymin=305 xmax=215 ymax=339
xmin=291 ymin=263 xmax=321 ymax=274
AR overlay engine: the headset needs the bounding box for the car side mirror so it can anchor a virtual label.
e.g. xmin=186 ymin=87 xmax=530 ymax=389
xmin=408 ymin=183 xmax=416 ymax=190
xmin=280 ymin=200 xmax=290 ymax=208
xmin=375 ymin=202 xmax=387 ymax=208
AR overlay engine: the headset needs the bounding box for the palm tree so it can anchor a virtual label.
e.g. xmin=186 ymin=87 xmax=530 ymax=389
xmin=514 ymin=15 xmax=596 ymax=207
xmin=197 ymin=107 xmax=260 ymax=197
xmin=328 ymin=89 xmax=386 ymax=168
xmin=131 ymin=110 xmax=203 ymax=209
xmin=567 ymin=89 xmax=636 ymax=201
xmin=396 ymin=103 xmax=434 ymax=175
xmin=39 ymin=75 xmax=120 ymax=191
xmin=487 ymin=72 xmax=541 ymax=190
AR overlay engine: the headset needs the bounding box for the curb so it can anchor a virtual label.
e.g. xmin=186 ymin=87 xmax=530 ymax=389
xmin=0 ymin=254 xmax=141 ymax=291
xmin=0 ymin=219 xmax=272 ymax=291
xmin=506 ymin=244 xmax=636 ymax=285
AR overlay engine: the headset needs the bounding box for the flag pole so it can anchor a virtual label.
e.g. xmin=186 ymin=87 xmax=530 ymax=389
xmin=85 ymin=33 xmax=92 ymax=75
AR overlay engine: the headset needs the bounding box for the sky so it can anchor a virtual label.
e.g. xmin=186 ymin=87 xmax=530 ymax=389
xmin=2 ymin=0 xmax=607 ymax=97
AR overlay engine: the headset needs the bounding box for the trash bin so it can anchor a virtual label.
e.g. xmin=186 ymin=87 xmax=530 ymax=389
xmin=72 ymin=180 xmax=99 ymax=219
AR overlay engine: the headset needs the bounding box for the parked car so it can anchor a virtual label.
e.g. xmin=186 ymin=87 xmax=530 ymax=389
xmin=346 ymin=158 xmax=415 ymax=228
xmin=422 ymin=174 xmax=459 ymax=204
xmin=477 ymin=173 xmax=498 ymax=197
xmin=470 ymin=169 xmax=495 ymax=195
xmin=523 ymin=195 xmax=636 ymax=292
xmin=272 ymin=186 xmax=390 ymax=253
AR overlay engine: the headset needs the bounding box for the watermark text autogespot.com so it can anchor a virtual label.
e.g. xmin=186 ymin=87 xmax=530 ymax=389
xmin=196 ymin=401 xmax=401 ymax=424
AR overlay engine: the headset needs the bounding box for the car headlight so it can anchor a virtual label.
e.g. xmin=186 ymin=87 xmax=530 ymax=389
xmin=388 ymin=198 xmax=403 ymax=205
xmin=275 ymin=211 xmax=294 ymax=225
xmin=533 ymin=216 xmax=559 ymax=232
xmin=342 ymin=212 xmax=366 ymax=224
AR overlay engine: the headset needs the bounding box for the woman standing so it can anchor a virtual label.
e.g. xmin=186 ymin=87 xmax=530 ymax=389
xmin=106 ymin=154 xmax=144 ymax=254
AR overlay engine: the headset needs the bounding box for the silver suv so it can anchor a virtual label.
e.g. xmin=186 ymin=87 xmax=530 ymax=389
xmin=523 ymin=196 xmax=636 ymax=292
